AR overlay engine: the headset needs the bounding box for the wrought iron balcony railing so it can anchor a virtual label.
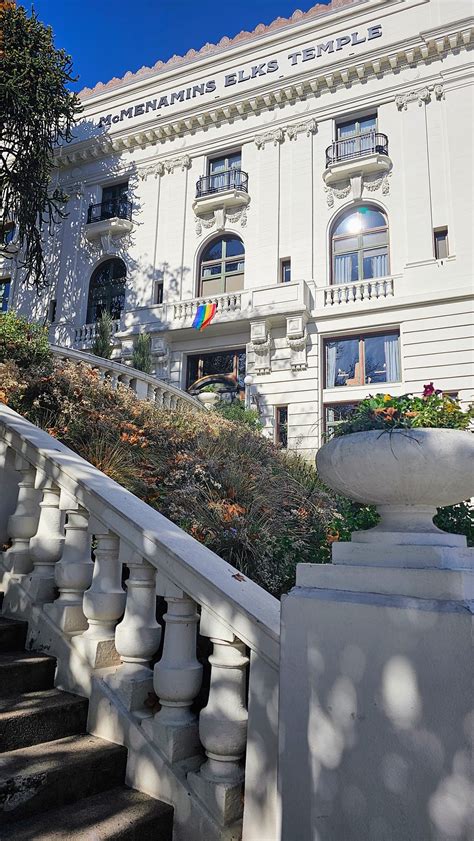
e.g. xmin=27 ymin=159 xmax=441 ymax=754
xmin=87 ymin=198 xmax=133 ymax=224
xmin=325 ymin=132 xmax=389 ymax=167
xmin=196 ymin=169 xmax=249 ymax=198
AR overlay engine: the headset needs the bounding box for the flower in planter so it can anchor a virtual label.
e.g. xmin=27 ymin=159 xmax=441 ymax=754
xmin=331 ymin=386 xmax=473 ymax=437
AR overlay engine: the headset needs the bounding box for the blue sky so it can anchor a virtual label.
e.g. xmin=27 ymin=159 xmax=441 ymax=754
xmin=29 ymin=1 xmax=330 ymax=92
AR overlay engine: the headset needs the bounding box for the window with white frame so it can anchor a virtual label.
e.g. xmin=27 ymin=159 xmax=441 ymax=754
xmin=331 ymin=204 xmax=389 ymax=285
xmin=324 ymin=331 xmax=401 ymax=389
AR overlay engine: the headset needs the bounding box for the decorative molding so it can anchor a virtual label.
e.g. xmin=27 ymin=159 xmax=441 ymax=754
xmin=254 ymin=129 xmax=284 ymax=150
xmin=139 ymin=155 xmax=191 ymax=179
xmin=324 ymin=181 xmax=351 ymax=207
xmin=195 ymin=204 xmax=248 ymax=236
xmin=287 ymin=334 xmax=308 ymax=371
xmin=254 ymin=120 xmax=317 ymax=149
xmin=324 ymin=171 xmax=391 ymax=206
xmin=249 ymin=321 xmax=272 ymax=375
xmin=285 ymin=119 xmax=318 ymax=141
xmin=395 ymin=83 xmax=444 ymax=111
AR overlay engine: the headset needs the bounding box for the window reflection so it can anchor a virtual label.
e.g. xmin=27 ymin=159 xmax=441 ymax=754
xmin=325 ymin=332 xmax=400 ymax=388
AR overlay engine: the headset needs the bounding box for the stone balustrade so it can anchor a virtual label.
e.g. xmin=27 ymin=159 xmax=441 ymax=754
xmin=0 ymin=403 xmax=280 ymax=841
xmin=50 ymin=345 xmax=202 ymax=412
xmin=172 ymin=291 xmax=242 ymax=321
xmin=320 ymin=275 xmax=395 ymax=306
xmin=74 ymin=319 xmax=121 ymax=344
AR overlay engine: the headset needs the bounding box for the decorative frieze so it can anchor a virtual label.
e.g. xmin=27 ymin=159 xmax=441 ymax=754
xmin=254 ymin=119 xmax=317 ymax=149
xmin=324 ymin=171 xmax=391 ymax=206
xmin=396 ymin=83 xmax=444 ymax=111
xmin=195 ymin=204 xmax=248 ymax=236
xmin=138 ymin=155 xmax=191 ymax=180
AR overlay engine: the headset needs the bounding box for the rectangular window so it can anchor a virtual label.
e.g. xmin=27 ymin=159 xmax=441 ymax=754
xmin=434 ymin=227 xmax=449 ymax=259
xmin=336 ymin=114 xmax=377 ymax=159
xmin=324 ymin=403 xmax=358 ymax=439
xmin=324 ymin=331 xmax=401 ymax=388
xmin=154 ymin=281 xmax=164 ymax=305
xmin=275 ymin=406 xmax=288 ymax=448
xmin=186 ymin=349 xmax=246 ymax=391
xmin=280 ymin=259 xmax=291 ymax=283
xmin=207 ymin=151 xmax=242 ymax=191
xmin=0 ymin=279 xmax=11 ymax=312
xmin=102 ymin=182 xmax=129 ymax=203
xmin=47 ymin=299 xmax=57 ymax=323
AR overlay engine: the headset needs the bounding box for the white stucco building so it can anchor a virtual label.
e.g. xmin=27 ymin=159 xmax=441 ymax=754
xmin=3 ymin=0 xmax=473 ymax=455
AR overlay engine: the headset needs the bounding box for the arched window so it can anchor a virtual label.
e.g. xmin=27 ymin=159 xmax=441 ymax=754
xmin=331 ymin=205 xmax=389 ymax=285
xmin=86 ymin=258 xmax=126 ymax=323
xmin=199 ymin=235 xmax=245 ymax=296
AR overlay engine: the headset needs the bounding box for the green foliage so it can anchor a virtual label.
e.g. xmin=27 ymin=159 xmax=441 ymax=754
xmin=333 ymin=385 xmax=473 ymax=437
xmin=214 ymin=399 xmax=263 ymax=431
xmin=132 ymin=333 xmax=152 ymax=374
xmin=91 ymin=312 xmax=113 ymax=360
xmin=0 ymin=4 xmax=81 ymax=289
xmin=0 ymin=311 xmax=51 ymax=371
xmin=434 ymin=501 xmax=474 ymax=546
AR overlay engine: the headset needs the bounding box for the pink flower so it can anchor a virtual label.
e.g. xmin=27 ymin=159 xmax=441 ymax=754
xmin=423 ymin=382 xmax=441 ymax=398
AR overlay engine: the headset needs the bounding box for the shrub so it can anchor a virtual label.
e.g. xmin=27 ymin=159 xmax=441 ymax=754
xmin=0 ymin=311 xmax=52 ymax=371
xmin=213 ymin=399 xmax=263 ymax=431
xmin=91 ymin=312 xmax=113 ymax=359
xmin=132 ymin=333 xmax=152 ymax=374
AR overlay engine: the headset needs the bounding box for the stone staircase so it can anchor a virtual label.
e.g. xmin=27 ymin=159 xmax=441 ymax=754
xmin=0 ymin=611 xmax=173 ymax=840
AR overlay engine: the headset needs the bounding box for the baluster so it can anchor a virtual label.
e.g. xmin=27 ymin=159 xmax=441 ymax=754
xmin=45 ymin=504 xmax=93 ymax=634
xmin=73 ymin=526 xmax=125 ymax=668
xmin=98 ymin=368 xmax=106 ymax=381
xmin=26 ymin=479 xmax=64 ymax=605
xmin=189 ymin=609 xmax=249 ymax=826
xmin=120 ymin=373 xmax=132 ymax=388
xmin=147 ymin=384 xmax=156 ymax=401
xmin=111 ymin=555 xmax=161 ymax=711
xmin=154 ymin=388 xmax=164 ymax=408
xmin=143 ymin=574 xmax=202 ymax=762
xmin=4 ymin=456 xmax=39 ymax=577
xmin=110 ymin=372 xmax=119 ymax=389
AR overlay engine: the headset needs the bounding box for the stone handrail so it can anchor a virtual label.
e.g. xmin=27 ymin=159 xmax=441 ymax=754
xmin=0 ymin=403 xmax=280 ymax=840
xmin=50 ymin=345 xmax=203 ymax=412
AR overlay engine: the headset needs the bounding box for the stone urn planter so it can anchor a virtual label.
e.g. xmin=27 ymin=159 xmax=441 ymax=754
xmin=316 ymin=429 xmax=474 ymax=559
xmin=197 ymin=392 xmax=219 ymax=410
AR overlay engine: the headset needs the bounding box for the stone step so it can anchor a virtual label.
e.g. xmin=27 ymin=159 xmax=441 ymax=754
xmin=1 ymin=786 xmax=174 ymax=840
xmin=0 ymin=688 xmax=88 ymax=752
xmin=0 ymin=734 xmax=128 ymax=824
xmin=0 ymin=651 xmax=56 ymax=695
xmin=0 ymin=617 xmax=27 ymax=653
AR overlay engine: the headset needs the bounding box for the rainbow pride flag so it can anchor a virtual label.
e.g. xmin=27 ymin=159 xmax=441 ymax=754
xmin=192 ymin=302 xmax=217 ymax=331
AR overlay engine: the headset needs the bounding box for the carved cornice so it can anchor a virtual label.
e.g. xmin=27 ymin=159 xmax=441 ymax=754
xmin=79 ymin=0 xmax=356 ymax=99
xmin=395 ymin=83 xmax=444 ymax=111
xmin=255 ymin=119 xmax=317 ymax=149
xmin=56 ymin=30 xmax=471 ymax=170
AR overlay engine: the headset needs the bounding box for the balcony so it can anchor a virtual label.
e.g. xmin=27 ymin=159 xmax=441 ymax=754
xmin=323 ymin=132 xmax=391 ymax=185
xmin=85 ymin=198 xmax=134 ymax=243
xmin=193 ymin=169 xmax=250 ymax=217
xmin=318 ymin=276 xmax=395 ymax=308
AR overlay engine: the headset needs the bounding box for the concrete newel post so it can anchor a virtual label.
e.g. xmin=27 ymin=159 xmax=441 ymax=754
xmin=45 ymin=504 xmax=93 ymax=634
xmin=26 ymin=479 xmax=64 ymax=605
xmin=4 ymin=456 xmax=40 ymax=576
xmin=188 ymin=609 xmax=249 ymax=826
xmin=72 ymin=524 xmax=125 ymax=669
xmin=142 ymin=572 xmax=202 ymax=762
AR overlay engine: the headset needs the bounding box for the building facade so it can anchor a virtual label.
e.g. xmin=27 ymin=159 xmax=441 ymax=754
xmin=3 ymin=0 xmax=473 ymax=456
